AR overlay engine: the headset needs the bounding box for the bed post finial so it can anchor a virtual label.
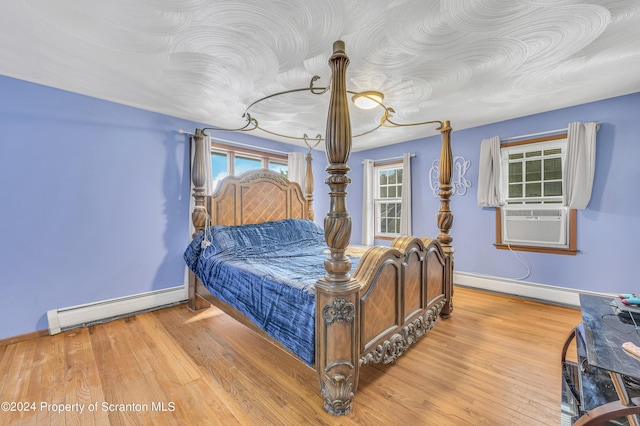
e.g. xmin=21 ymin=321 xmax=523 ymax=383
xmin=305 ymin=152 xmax=315 ymax=220
xmin=436 ymin=120 xmax=454 ymax=317
xmin=191 ymin=129 xmax=209 ymax=237
xmin=315 ymin=40 xmax=360 ymax=416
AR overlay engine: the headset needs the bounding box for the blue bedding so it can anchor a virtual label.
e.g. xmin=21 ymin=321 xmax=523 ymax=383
xmin=184 ymin=218 xmax=333 ymax=365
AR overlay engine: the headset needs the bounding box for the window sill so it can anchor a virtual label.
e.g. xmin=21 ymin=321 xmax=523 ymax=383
xmin=374 ymin=235 xmax=398 ymax=241
xmin=494 ymin=244 xmax=579 ymax=256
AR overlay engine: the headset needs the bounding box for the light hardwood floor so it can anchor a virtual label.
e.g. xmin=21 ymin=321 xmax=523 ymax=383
xmin=0 ymin=286 xmax=581 ymax=425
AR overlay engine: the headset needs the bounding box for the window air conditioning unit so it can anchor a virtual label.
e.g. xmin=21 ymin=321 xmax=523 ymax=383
xmin=501 ymin=206 xmax=568 ymax=248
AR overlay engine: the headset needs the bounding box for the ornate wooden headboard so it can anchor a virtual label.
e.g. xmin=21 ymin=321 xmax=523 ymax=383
xmin=206 ymin=169 xmax=309 ymax=226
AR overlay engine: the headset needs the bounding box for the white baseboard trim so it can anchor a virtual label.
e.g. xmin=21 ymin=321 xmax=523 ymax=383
xmin=453 ymin=271 xmax=611 ymax=308
xmin=47 ymin=286 xmax=187 ymax=335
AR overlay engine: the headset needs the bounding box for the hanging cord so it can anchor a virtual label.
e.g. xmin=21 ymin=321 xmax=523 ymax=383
xmin=505 ymin=241 xmax=532 ymax=280
xmin=469 ymin=242 xmax=532 ymax=281
xmin=200 ymin=211 xmax=217 ymax=259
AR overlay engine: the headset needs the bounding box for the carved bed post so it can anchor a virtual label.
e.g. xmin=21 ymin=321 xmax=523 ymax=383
xmin=305 ymin=151 xmax=315 ymax=220
xmin=191 ymin=129 xmax=209 ymax=237
xmin=436 ymin=121 xmax=454 ymax=317
xmin=315 ymin=40 xmax=360 ymax=416
xmin=188 ymin=128 xmax=210 ymax=311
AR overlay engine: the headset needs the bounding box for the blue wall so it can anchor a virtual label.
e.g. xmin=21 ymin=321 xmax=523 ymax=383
xmin=312 ymin=92 xmax=640 ymax=294
xmin=0 ymin=75 xmax=304 ymax=340
xmin=2 ymin=72 xmax=638 ymax=340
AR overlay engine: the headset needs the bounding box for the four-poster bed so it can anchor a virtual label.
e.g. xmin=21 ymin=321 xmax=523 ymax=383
xmin=185 ymin=41 xmax=454 ymax=415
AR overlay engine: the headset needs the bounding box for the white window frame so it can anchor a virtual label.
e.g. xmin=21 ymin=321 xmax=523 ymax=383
xmin=210 ymin=141 xmax=288 ymax=189
xmin=500 ymin=138 xmax=567 ymax=206
xmin=374 ymin=163 xmax=403 ymax=239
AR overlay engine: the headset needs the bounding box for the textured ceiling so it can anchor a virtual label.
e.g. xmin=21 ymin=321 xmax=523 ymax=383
xmin=1 ymin=0 xmax=639 ymax=151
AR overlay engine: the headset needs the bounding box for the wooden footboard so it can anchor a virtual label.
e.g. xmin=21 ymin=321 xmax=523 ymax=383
xmin=356 ymin=237 xmax=451 ymax=365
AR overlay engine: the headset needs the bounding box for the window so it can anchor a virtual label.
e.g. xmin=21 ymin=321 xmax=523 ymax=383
xmin=375 ymin=163 xmax=403 ymax=238
xmin=234 ymin=155 xmax=262 ymax=175
xmin=501 ymin=139 xmax=565 ymax=205
xmin=210 ymin=141 xmax=288 ymax=189
xmin=211 ymin=152 xmax=229 ymax=187
xmin=268 ymin=160 xmax=288 ymax=177
xmin=496 ymin=134 xmax=578 ymax=255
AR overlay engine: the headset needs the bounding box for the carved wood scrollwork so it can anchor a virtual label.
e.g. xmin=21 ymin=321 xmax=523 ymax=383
xmin=242 ymin=170 xmax=289 ymax=185
xmin=320 ymin=371 xmax=354 ymax=416
xmin=322 ymin=298 xmax=355 ymax=324
xmin=359 ymin=299 xmax=446 ymax=365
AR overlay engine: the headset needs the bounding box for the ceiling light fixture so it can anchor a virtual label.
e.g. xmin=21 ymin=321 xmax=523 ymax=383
xmin=198 ymin=75 xmax=445 ymax=142
xmin=352 ymin=91 xmax=384 ymax=110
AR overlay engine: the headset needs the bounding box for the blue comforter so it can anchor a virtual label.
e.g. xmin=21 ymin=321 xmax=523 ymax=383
xmin=184 ymin=218 xmax=332 ymax=365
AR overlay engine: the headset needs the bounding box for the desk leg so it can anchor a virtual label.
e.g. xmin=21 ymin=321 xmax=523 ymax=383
xmin=610 ymin=371 xmax=640 ymax=426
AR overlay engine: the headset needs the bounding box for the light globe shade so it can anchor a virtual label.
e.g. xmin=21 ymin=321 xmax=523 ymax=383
xmin=352 ymin=91 xmax=384 ymax=109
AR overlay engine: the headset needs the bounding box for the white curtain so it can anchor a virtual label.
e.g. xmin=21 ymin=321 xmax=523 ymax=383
xmin=201 ymin=133 xmax=214 ymax=195
xmin=400 ymin=152 xmax=412 ymax=235
xmin=288 ymin=152 xmax=306 ymax=190
xmin=477 ymin=136 xmax=503 ymax=207
xmin=362 ymin=159 xmax=375 ymax=246
xmin=564 ymin=122 xmax=599 ymax=209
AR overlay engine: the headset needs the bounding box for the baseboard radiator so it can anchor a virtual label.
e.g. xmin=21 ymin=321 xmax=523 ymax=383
xmin=47 ymin=286 xmax=187 ymax=335
xmin=45 ymin=273 xmax=601 ymax=334
xmin=453 ymin=271 xmax=611 ymax=308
